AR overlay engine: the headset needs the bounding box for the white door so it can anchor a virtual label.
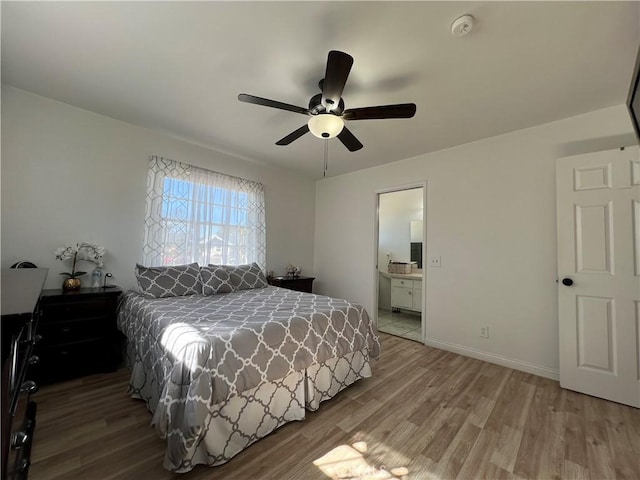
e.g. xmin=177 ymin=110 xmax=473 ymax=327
xmin=556 ymin=146 xmax=640 ymax=408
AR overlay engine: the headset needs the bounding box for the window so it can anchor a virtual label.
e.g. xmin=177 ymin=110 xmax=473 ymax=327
xmin=142 ymin=156 xmax=266 ymax=268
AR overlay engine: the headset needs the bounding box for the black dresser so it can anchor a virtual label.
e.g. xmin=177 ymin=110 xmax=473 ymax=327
xmin=1 ymin=268 xmax=48 ymax=480
xmin=34 ymin=287 xmax=122 ymax=385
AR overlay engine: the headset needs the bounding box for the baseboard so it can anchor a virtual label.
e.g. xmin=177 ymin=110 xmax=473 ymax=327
xmin=424 ymin=338 xmax=559 ymax=381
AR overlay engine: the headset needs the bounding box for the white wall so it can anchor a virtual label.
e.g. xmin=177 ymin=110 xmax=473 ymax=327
xmin=1 ymin=86 xmax=316 ymax=289
xmin=314 ymin=104 xmax=636 ymax=379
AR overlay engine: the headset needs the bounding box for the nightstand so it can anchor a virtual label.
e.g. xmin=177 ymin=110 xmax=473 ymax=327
xmin=34 ymin=287 xmax=122 ymax=384
xmin=268 ymin=276 xmax=315 ymax=293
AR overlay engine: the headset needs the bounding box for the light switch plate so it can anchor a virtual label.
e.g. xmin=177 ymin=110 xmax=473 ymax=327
xmin=429 ymin=256 xmax=441 ymax=267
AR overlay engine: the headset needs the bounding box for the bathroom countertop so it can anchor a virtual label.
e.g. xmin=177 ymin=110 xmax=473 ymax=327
xmin=379 ymin=271 xmax=423 ymax=280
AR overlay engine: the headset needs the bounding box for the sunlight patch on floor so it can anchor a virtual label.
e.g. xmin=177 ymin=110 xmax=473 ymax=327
xmin=313 ymin=442 xmax=409 ymax=479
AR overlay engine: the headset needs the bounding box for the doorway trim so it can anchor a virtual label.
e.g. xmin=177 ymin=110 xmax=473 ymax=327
xmin=373 ymin=181 xmax=427 ymax=343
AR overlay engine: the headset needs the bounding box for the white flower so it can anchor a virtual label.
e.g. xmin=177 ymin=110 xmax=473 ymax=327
xmin=55 ymin=245 xmax=78 ymax=262
xmin=55 ymin=242 xmax=106 ymax=277
xmin=76 ymin=243 xmax=105 ymax=267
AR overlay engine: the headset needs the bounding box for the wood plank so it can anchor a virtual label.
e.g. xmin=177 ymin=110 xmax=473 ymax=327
xmin=430 ymin=420 xmax=481 ymax=479
xmin=489 ymin=424 xmax=523 ymax=473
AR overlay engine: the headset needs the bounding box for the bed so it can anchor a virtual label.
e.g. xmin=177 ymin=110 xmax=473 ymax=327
xmin=116 ymin=264 xmax=380 ymax=473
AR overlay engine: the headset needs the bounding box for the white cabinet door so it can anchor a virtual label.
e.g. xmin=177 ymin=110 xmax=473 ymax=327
xmin=413 ymin=280 xmax=423 ymax=311
xmin=556 ymin=147 xmax=640 ymax=408
xmin=391 ymin=286 xmax=413 ymax=309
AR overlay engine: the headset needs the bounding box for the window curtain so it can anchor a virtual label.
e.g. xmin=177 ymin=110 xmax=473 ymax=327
xmin=142 ymin=156 xmax=266 ymax=269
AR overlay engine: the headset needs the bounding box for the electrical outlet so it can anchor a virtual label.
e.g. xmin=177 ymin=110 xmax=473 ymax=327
xmin=429 ymin=256 xmax=441 ymax=267
xmin=480 ymin=326 xmax=489 ymax=338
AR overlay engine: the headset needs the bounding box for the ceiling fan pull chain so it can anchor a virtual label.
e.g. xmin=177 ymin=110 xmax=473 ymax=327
xmin=323 ymin=139 xmax=329 ymax=178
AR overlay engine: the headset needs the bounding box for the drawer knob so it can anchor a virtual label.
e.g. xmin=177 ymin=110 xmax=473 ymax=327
xmin=17 ymin=458 xmax=30 ymax=472
xmin=20 ymin=380 xmax=38 ymax=395
xmin=11 ymin=430 xmax=29 ymax=449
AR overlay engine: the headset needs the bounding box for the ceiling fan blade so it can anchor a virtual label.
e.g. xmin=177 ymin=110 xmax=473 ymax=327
xmin=321 ymin=51 xmax=353 ymax=112
xmin=337 ymin=127 xmax=363 ymax=152
xmin=238 ymin=93 xmax=310 ymax=115
xmin=343 ymin=103 xmax=417 ymax=121
xmin=275 ymin=124 xmax=310 ymax=145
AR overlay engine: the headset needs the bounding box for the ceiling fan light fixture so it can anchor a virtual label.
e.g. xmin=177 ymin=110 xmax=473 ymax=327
xmin=308 ymin=114 xmax=344 ymax=139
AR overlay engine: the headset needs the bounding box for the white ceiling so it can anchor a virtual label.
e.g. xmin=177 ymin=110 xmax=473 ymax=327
xmin=2 ymin=2 xmax=639 ymax=179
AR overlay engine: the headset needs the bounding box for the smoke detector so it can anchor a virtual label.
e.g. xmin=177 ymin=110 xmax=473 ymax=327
xmin=451 ymin=14 xmax=474 ymax=37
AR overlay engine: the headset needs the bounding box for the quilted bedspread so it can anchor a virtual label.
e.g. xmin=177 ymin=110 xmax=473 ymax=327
xmin=117 ymin=286 xmax=380 ymax=437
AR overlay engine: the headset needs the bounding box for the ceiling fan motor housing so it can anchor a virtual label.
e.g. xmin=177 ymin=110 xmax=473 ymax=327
xmin=309 ymin=92 xmax=344 ymax=115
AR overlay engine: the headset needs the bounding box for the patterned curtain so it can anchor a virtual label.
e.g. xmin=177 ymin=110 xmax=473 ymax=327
xmin=143 ymin=156 xmax=266 ymax=269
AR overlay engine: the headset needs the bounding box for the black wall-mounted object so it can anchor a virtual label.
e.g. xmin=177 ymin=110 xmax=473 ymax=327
xmin=626 ymin=44 xmax=640 ymax=144
xmin=410 ymin=242 xmax=422 ymax=269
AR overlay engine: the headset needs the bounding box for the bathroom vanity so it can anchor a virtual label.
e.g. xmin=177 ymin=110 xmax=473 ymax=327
xmin=379 ymin=271 xmax=423 ymax=313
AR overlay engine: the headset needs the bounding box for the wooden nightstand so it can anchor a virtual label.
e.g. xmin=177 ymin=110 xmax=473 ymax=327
xmin=268 ymin=275 xmax=315 ymax=293
xmin=34 ymin=287 xmax=122 ymax=384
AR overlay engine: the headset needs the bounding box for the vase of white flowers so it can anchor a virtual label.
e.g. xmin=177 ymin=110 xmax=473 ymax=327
xmin=55 ymin=243 xmax=105 ymax=291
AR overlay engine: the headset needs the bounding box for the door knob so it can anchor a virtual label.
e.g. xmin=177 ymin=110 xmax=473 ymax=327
xmin=561 ymin=277 xmax=574 ymax=286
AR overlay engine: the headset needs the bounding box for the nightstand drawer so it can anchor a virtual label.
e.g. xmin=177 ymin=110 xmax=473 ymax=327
xmin=38 ymin=318 xmax=110 ymax=346
xmin=40 ymin=298 xmax=111 ymax=322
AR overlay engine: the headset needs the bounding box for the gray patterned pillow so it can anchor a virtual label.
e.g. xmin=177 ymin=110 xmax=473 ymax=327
xmin=135 ymin=263 xmax=202 ymax=298
xmin=199 ymin=265 xmax=235 ymax=295
xmin=208 ymin=263 xmax=268 ymax=291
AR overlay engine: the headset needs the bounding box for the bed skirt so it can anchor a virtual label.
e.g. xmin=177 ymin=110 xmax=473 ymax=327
xmin=126 ymin=343 xmax=372 ymax=472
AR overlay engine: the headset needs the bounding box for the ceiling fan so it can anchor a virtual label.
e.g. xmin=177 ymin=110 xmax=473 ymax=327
xmin=238 ymin=50 xmax=417 ymax=152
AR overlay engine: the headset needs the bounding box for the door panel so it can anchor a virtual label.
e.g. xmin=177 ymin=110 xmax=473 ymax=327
xmin=634 ymin=200 xmax=640 ymax=276
xmin=557 ymin=146 xmax=640 ymax=408
xmin=575 ymin=202 xmax=613 ymax=273
xmin=635 ymin=301 xmax=640 ymax=380
xmin=576 ymin=295 xmax=614 ymax=372
xmin=573 ymin=164 xmax=611 ymax=190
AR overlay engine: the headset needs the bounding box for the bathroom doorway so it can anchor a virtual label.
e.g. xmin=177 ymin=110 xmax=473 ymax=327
xmin=375 ymin=185 xmax=425 ymax=342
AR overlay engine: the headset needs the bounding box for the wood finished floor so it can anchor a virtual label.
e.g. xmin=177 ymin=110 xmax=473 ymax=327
xmin=29 ymin=334 xmax=640 ymax=480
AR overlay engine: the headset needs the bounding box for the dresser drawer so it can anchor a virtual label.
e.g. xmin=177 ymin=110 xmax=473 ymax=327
xmin=32 ymin=340 xmax=117 ymax=384
xmin=40 ymin=298 xmax=110 ymax=323
xmin=38 ymin=318 xmax=110 ymax=346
